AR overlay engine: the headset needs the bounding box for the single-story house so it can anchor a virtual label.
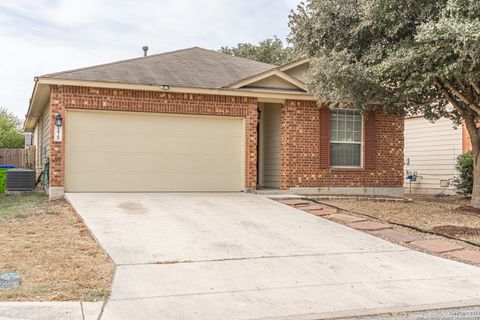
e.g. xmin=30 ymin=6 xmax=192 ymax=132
xmin=404 ymin=116 xmax=471 ymax=195
xmin=24 ymin=47 xmax=404 ymax=199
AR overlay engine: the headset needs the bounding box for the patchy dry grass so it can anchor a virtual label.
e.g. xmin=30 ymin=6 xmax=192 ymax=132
xmin=0 ymin=194 xmax=114 ymax=301
xmin=323 ymin=198 xmax=480 ymax=246
xmin=0 ymin=194 xmax=48 ymax=220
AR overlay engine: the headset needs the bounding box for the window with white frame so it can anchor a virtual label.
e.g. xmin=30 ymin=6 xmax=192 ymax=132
xmin=330 ymin=109 xmax=362 ymax=167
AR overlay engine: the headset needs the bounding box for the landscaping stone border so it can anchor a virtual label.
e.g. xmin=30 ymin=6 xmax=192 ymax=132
xmin=306 ymin=195 xmax=412 ymax=203
xmin=275 ymin=197 xmax=480 ymax=266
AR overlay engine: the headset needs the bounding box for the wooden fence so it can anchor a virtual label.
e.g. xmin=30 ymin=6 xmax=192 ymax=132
xmin=0 ymin=147 xmax=36 ymax=169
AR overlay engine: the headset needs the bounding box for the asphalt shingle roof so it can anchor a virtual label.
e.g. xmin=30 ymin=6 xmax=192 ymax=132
xmin=42 ymin=47 xmax=276 ymax=89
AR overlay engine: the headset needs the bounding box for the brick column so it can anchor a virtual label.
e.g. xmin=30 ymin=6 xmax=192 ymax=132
xmin=245 ymin=104 xmax=258 ymax=190
xmin=281 ymin=99 xmax=320 ymax=189
xmin=49 ymin=85 xmax=65 ymax=199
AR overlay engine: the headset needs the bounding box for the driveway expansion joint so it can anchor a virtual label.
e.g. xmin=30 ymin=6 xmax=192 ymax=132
xmin=108 ymin=275 xmax=477 ymax=302
xmin=115 ymin=249 xmax=410 ymax=267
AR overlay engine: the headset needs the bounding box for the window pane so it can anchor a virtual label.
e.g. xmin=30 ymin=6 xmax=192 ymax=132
xmin=354 ymin=118 xmax=362 ymax=130
xmin=331 ymin=114 xmax=337 ymax=130
xmin=346 ymin=119 xmax=354 ymax=132
xmin=331 ymin=130 xmax=338 ymax=141
xmin=330 ymin=143 xmax=361 ymax=167
xmin=345 ymin=131 xmax=353 ymax=141
xmin=354 ymin=132 xmax=362 ymax=142
xmin=330 ymin=109 xmax=362 ymax=143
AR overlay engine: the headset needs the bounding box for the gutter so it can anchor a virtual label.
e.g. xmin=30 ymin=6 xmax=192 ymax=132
xmin=35 ymin=77 xmax=315 ymax=100
xmin=23 ymin=77 xmax=40 ymax=132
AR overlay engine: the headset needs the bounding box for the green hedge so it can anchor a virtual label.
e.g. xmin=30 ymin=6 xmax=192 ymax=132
xmin=453 ymin=152 xmax=473 ymax=196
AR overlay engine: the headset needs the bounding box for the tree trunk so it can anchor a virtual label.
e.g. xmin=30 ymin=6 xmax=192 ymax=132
xmin=463 ymin=113 xmax=480 ymax=208
xmin=471 ymin=147 xmax=480 ymax=208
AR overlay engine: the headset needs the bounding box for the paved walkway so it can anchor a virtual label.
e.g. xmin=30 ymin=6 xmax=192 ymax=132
xmin=63 ymin=193 xmax=480 ymax=320
xmin=0 ymin=302 xmax=103 ymax=320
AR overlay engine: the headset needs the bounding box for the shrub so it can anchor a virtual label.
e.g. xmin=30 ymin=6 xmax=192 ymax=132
xmin=453 ymin=152 xmax=473 ymax=196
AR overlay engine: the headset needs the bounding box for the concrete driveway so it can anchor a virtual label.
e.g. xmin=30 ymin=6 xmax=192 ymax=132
xmin=66 ymin=193 xmax=480 ymax=320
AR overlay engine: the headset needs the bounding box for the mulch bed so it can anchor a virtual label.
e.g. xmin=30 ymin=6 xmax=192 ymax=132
xmin=409 ymin=194 xmax=470 ymax=205
xmin=454 ymin=205 xmax=480 ymax=215
xmin=432 ymin=225 xmax=480 ymax=237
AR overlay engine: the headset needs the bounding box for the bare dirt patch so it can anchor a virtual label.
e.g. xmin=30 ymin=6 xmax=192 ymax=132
xmin=432 ymin=225 xmax=480 ymax=237
xmin=322 ymin=199 xmax=480 ymax=246
xmin=0 ymin=194 xmax=114 ymax=301
xmin=408 ymin=194 xmax=470 ymax=205
xmin=454 ymin=205 xmax=480 ymax=215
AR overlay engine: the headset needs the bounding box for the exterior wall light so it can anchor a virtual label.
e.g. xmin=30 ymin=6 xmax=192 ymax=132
xmin=160 ymin=85 xmax=170 ymax=90
xmin=55 ymin=112 xmax=63 ymax=127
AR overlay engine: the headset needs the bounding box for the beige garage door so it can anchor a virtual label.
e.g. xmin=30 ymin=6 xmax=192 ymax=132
xmin=65 ymin=110 xmax=245 ymax=192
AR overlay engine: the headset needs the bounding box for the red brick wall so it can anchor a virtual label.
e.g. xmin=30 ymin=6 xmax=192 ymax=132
xmin=280 ymin=100 xmax=404 ymax=189
xmin=49 ymin=85 xmax=258 ymax=189
xmin=48 ymin=86 xmax=404 ymax=192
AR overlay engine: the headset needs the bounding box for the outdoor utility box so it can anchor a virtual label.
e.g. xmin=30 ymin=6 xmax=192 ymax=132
xmin=0 ymin=165 xmax=15 ymax=193
xmin=6 ymin=169 xmax=35 ymax=191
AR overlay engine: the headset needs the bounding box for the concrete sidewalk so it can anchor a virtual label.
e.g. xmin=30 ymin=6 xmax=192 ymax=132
xmin=0 ymin=302 xmax=103 ymax=320
xmin=66 ymin=193 xmax=480 ymax=320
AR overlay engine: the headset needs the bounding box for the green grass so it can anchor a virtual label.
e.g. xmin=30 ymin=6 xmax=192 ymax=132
xmin=0 ymin=193 xmax=48 ymax=221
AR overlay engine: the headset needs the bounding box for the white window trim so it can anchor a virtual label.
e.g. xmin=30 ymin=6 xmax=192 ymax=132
xmin=330 ymin=109 xmax=364 ymax=168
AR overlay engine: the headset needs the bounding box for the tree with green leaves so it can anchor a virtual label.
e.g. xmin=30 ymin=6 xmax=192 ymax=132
xmin=0 ymin=107 xmax=24 ymax=148
xmin=289 ymin=0 xmax=480 ymax=207
xmin=219 ymin=36 xmax=297 ymax=65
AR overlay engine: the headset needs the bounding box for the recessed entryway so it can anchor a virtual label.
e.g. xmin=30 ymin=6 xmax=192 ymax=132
xmin=257 ymin=103 xmax=282 ymax=189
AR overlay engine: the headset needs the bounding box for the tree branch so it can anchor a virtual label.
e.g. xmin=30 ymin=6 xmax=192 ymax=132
xmin=435 ymin=78 xmax=466 ymax=115
xmin=438 ymin=76 xmax=480 ymax=114
xmin=471 ymin=82 xmax=480 ymax=96
xmin=454 ymin=75 xmax=468 ymax=92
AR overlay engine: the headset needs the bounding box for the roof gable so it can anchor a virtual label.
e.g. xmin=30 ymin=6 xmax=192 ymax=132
xmin=246 ymin=75 xmax=301 ymax=90
xmin=279 ymin=58 xmax=310 ymax=83
xmin=228 ymin=69 xmax=306 ymax=91
xmin=278 ymin=58 xmax=309 ymax=72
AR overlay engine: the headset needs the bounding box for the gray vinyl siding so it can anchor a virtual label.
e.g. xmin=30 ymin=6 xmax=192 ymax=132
xmin=262 ymin=105 xmax=281 ymax=188
xmin=33 ymin=104 xmax=50 ymax=174
xmin=283 ymin=64 xmax=308 ymax=82
xmin=404 ymin=116 xmax=462 ymax=195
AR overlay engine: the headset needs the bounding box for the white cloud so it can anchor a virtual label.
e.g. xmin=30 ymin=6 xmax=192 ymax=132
xmin=0 ymin=0 xmax=301 ymax=118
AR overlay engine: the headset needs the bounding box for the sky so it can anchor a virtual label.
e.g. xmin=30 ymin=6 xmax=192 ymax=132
xmin=0 ymin=0 xmax=301 ymax=119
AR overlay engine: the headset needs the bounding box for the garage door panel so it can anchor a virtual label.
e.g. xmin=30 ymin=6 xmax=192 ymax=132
xmin=68 ymin=152 xmax=243 ymax=174
xmin=68 ymin=131 xmax=243 ymax=155
xmin=67 ymin=172 xmax=243 ymax=192
xmin=69 ymin=112 xmax=244 ymax=134
xmin=65 ymin=110 xmax=245 ymax=192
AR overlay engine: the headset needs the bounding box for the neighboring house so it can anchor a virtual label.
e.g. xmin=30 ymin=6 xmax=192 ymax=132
xmin=404 ymin=116 xmax=471 ymax=195
xmin=24 ymin=47 xmax=404 ymax=199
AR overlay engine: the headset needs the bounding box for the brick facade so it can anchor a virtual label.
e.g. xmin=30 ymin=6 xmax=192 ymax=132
xmin=49 ymin=85 xmax=258 ymax=189
xmin=48 ymin=85 xmax=404 ymax=193
xmin=280 ymin=100 xmax=404 ymax=189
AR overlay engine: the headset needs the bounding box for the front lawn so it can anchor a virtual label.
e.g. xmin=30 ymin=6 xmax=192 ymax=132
xmin=0 ymin=194 xmax=114 ymax=301
xmin=323 ymin=196 xmax=480 ymax=246
xmin=0 ymin=194 xmax=47 ymax=220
